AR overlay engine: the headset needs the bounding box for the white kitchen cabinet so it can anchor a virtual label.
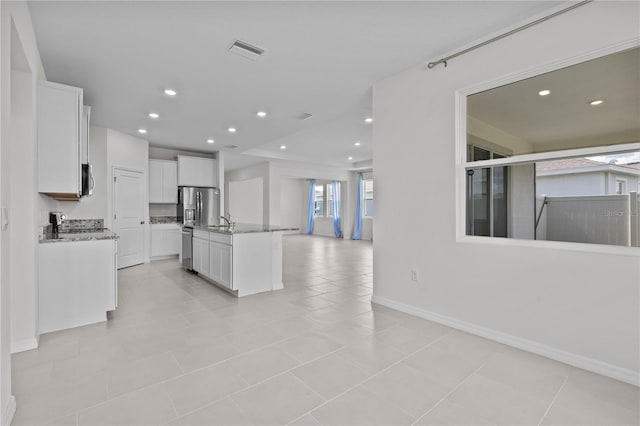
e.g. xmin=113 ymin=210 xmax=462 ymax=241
xmin=39 ymin=239 xmax=117 ymax=334
xmin=192 ymin=236 xmax=210 ymax=274
xmin=209 ymin=241 xmax=232 ymax=290
xmin=192 ymin=229 xmax=284 ymax=297
xmin=38 ymin=81 xmax=84 ymax=197
xmin=177 ymin=155 xmax=218 ymax=187
xmin=149 ymin=159 xmax=178 ymax=203
xmin=150 ymin=224 xmax=180 ymax=258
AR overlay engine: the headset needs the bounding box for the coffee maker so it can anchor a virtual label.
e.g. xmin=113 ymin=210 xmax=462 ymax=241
xmin=49 ymin=212 xmax=65 ymax=234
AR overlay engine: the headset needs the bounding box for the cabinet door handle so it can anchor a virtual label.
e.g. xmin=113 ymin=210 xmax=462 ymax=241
xmin=140 ymin=221 xmax=145 ymax=225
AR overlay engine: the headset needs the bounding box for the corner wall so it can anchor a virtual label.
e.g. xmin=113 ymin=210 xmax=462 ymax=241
xmin=373 ymin=1 xmax=640 ymax=384
xmin=0 ymin=1 xmax=49 ymax=423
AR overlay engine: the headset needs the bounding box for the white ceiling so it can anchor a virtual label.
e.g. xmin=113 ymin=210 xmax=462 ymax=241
xmin=28 ymin=1 xmax=562 ymax=170
xmin=468 ymin=47 xmax=640 ymax=151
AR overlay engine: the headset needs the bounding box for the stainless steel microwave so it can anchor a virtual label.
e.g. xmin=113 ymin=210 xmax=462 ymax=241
xmin=81 ymin=163 xmax=94 ymax=197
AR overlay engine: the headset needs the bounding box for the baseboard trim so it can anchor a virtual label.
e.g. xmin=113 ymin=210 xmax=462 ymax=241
xmin=150 ymin=254 xmax=179 ymax=261
xmin=11 ymin=337 xmax=38 ymax=354
xmin=2 ymin=395 xmax=16 ymax=426
xmin=372 ymin=295 xmax=639 ymax=387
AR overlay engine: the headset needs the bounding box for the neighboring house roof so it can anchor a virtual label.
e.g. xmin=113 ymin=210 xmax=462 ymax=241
xmin=623 ymin=162 xmax=640 ymax=170
xmin=536 ymin=158 xmax=601 ymax=171
xmin=537 ymin=158 xmax=640 ymax=176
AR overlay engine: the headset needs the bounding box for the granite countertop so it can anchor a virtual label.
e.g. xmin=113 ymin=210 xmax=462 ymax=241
xmin=150 ymin=216 xmax=180 ymax=224
xmin=40 ymin=228 xmax=119 ymax=244
xmin=189 ymin=223 xmax=299 ymax=235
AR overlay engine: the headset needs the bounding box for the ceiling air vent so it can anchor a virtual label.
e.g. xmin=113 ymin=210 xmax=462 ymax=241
xmin=297 ymin=112 xmax=313 ymax=121
xmin=224 ymin=144 xmax=238 ymax=149
xmin=228 ymin=40 xmax=265 ymax=61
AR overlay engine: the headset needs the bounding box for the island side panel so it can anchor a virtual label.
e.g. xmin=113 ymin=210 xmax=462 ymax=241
xmin=232 ymin=232 xmax=274 ymax=297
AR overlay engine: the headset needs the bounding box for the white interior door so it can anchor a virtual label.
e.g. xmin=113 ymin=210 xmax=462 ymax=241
xmin=114 ymin=168 xmax=145 ymax=269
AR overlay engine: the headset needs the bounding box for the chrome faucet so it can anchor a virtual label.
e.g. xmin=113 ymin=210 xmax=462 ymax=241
xmin=220 ymin=214 xmax=232 ymax=227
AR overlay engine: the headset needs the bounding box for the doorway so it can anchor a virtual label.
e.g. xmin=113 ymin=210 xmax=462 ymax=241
xmin=113 ymin=167 xmax=145 ymax=268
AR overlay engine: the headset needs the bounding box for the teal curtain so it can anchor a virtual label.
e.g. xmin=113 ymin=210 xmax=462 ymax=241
xmin=306 ymin=179 xmax=315 ymax=235
xmin=353 ymin=173 xmax=363 ymax=240
xmin=331 ymin=180 xmax=343 ymax=238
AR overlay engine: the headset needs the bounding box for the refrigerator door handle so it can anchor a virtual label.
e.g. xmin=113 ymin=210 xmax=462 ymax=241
xmin=197 ymin=192 xmax=202 ymax=225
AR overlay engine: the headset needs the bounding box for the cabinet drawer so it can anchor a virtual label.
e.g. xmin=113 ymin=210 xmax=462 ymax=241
xmin=193 ymin=229 xmax=209 ymax=240
xmin=210 ymin=232 xmax=232 ymax=245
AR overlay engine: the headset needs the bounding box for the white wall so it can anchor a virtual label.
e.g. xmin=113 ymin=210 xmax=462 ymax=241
xmin=225 ymin=162 xmax=270 ymax=225
xmin=468 ymin=117 xmax=532 ymax=155
xmin=0 ymin=1 xmax=49 ymax=422
xmin=373 ymin=1 xmax=640 ymax=384
xmin=228 ymin=177 xmax=263 ymax=224
xmin=279 ymin=178 xmax=304 ymax=231
xmin=509 ymin=164 xmax=535 ymax=240
xmin=537 ymin=171 xmax=605 ymax=197
xmin=9 ymin=69 xmax=39 ymax=355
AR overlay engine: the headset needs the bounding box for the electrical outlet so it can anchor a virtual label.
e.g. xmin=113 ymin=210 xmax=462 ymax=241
xmin=411 ymin=269 xmax=419 ymax=282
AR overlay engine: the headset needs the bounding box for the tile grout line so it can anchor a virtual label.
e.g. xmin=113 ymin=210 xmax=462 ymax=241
xmin=285 ymin=332 xmax=454 ymax=426
xmin=537 ymin=375 xmax=568 ymax=426
xmin=73 ymin=327 xmax=358 ymax=423
xmin=410 ymin=351 xmax=500 ymax=426
xmin=172 ymin=342 xmax=355 ymax=423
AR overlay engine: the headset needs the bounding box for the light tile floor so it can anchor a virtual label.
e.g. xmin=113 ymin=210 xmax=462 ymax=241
xmin=12 ymin=235 xmax=639 ymax=425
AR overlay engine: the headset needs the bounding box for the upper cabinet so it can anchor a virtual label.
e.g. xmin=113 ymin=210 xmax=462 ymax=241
xmin=149 ymin=159 xmax=178 ymax=203
xmin=177 ymin=155 xmax=217 ymax=188
xmin=37 ymin=81 xmax=84 ymax=197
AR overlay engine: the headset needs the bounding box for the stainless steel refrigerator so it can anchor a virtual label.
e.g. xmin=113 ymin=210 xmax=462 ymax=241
xmin=178 ymin=187 xmax=220 ymax=270
xmin=178 ymin=187 xmax=221 ymax=228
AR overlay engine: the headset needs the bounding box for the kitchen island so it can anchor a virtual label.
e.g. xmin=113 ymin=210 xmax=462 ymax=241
xmin=190 ymin=223 xmax=298 ymax=297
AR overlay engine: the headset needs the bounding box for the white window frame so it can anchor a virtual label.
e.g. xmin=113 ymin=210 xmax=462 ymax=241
xmin=313 ymin=183 xmax=325 ymax=218
xmin=314 ymin=182 xmax=337 ymax=218
xmin=455 ymin=39 xmax=640 ymax=256
xmin=615 ymin=177 xmax=628 ymax=195
xmin=363 ymin=178 xmax=374 ymax=218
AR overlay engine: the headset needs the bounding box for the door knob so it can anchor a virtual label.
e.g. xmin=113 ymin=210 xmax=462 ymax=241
xmin=140 ymin=221 xmax=145 ymax=224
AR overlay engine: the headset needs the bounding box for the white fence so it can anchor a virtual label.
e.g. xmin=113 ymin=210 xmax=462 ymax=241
xmin=537 ymin=192 xmax=639 ymax=247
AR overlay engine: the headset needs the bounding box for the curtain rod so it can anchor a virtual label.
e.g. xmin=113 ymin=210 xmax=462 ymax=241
xmin=427 ymin=0 xmax=593 ymax=70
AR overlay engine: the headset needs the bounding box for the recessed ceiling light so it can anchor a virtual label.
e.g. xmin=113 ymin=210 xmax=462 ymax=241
xmin=148 ymin=112 xmax=159 ymax=119
xmin=538 ymin=89 xmax=551 ymax=96
xmin=348 ymin=156 xmax=353 ymax=160
xmin=138 ymin=128 xmax=147 ymax=134
xmin=354 ymin=141 xmax=361 ymax=147
xmin=280 ymin=145 xmax=287 ymax=150
xmin=257 ymin=111 xmax=267 ymax=118
xmin=228 ymin=127 xmax=237 ymax=133
xmin=207 ymin=139 xmax=215 ymax=144
xmin=364 ymin=117 xmax=373 ymax=123
xmin=163 ymin=89 xmax=177 ymax=96
xmin=589 ymin=99 xmax=604 ymax=106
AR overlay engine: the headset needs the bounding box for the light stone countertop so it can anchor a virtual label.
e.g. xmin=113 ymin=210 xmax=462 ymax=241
xmin=188 ymin=223 xmax=299 ymax=235
xmin=39 ymin=228 xmax=119 ymax=243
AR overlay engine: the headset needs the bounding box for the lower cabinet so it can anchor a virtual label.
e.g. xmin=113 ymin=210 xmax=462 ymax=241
xmin=151 ymin=224 xmax=180 ymax=258
xmin=192 ymin=236 xmax=210 ymax=274
xmin=210 ymin=241 xmax=232 ymax=289
xmin=39 ymin=239 xmax=117 ymax=334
